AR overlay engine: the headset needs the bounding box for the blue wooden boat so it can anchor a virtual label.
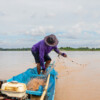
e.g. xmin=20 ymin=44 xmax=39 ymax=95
xmin=6 ymin=62 xmax=58 ymax=100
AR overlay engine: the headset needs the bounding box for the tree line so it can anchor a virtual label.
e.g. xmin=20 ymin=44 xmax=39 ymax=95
xmin=0 ymin=47 xmax=100 ymax=51
xmin=59 ymin=47 xmax=100 ymax=51
xmin=0 ymin=48 xmax=31 ymax=51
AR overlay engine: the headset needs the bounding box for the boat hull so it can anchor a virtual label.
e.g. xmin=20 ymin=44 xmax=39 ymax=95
xmin=7 ymin=64 xmax=58 ymax=100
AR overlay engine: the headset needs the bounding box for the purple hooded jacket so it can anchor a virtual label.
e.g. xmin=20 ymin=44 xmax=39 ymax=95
xmin=31 ymin=40 xmax=60 ymax=69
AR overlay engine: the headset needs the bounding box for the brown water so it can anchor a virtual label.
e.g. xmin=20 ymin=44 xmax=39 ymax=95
xmin=0 ymin=51 xmax=100 ymax=100
xmin=55 ymin=52 xmax=100 ymax=100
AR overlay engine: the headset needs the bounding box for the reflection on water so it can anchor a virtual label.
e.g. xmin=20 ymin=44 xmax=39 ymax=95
xmin=0 ymin=51 xmax=100 ymax=100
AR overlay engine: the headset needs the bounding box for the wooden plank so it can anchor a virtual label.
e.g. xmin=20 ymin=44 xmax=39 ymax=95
xmin=40 ymin=74 xmax=50 ymax=100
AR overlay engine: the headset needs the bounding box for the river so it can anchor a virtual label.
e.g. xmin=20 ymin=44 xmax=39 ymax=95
xmin=0 ymin=51 xmax=100 ymax=100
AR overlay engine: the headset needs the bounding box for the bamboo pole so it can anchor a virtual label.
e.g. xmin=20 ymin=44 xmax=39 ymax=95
xmin=40 ymin=74 xmax=50 ymax=100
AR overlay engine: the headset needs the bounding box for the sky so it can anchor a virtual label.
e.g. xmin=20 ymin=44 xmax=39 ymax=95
xmin=0 ymin=0 xmax=100 ymax=48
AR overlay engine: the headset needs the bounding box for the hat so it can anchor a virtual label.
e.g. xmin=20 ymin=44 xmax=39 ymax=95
xmin=44 ymin=34 xmax=59 ymax=46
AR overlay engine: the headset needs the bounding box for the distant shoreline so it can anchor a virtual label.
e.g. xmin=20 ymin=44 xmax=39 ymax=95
xmin=60 ymin=47 xmax=100 ymax=51
xmin=0 ymin=47 xmax=100 ymax=51
xmin=0 ymin=48 xmax=31 ymax=51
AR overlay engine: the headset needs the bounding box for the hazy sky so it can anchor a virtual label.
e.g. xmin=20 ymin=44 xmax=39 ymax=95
xmin=0 ymin=0 xmax=100 ymax=48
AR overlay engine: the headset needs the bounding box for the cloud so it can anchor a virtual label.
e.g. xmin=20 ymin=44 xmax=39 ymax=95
xmin=58 ymin=38 xmax=100 ymax=48
xmin=25 ymin=26 xmax=55 ymax=36
xmin=25 ymin=27 xmax=45 ymax=36
xmin=74 ymin=5 xmax=84 ymax=14
xmin=0 ymin=0 xmax=100 ymax=48
xmin=31 ymin=13 xmax=37 ymax=18
xmin=0 ymin=41 xmax=3 ymax=44
xmin=0 ymin=40 xmax=10 ymax=48
xmin=45 ymin=12 xmax=56 ymax=18
xmin=0 ymin=11 xmax=6 ymax=16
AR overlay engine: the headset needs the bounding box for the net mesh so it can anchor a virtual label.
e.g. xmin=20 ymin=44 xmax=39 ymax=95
xmin=27 ymin=75 xmax=47 ymax=91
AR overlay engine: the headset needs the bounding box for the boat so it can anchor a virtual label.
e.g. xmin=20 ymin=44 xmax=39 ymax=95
xmin=0 ymin=62 xmax=58 ymax=100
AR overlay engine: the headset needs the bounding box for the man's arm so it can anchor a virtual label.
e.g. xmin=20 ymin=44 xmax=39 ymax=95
xmin=54 ymin=46 xmax=67 ymax=57
xmin=53 ymin=46 xmax=62 ymax=55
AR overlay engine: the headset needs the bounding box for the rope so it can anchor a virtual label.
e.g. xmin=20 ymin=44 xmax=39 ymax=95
xmin=67 ymin=56 xmax=87 ymax=66
xmin=58 ymin=54 xmax=87 ymax=67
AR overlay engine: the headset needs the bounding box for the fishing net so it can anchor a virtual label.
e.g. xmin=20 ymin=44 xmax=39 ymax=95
xmin=27 ymin=75 xmax=47 ymax=91
xmin=26 ymin=63 xmax=56 ymax=91
xmin=55 ymin=55 xmax=88 ymax=78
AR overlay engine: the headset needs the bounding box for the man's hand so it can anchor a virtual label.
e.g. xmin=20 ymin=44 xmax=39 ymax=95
xmin=61 ymin=53 xmax=67 ymax=57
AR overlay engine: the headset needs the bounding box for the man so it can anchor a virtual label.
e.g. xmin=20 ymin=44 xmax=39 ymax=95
xmin=31 ymin=34 xmax=67 ymax=74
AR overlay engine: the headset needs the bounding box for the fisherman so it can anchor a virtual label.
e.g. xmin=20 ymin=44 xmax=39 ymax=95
xmin=31 ymin=34 xmax=67 ymax=74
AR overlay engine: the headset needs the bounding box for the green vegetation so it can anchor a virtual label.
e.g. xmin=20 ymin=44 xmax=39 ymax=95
xmin=59 ymin=47 xmax=100 ymax=51
xmin=0 ymin=47 xmax=100 ymax=51
xmin=0 ymin=48 xmax=31 ymax=51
